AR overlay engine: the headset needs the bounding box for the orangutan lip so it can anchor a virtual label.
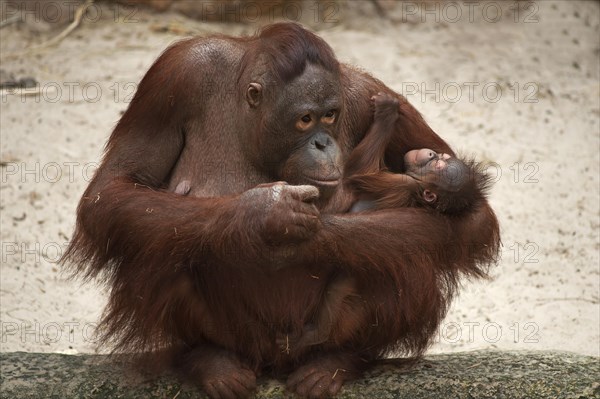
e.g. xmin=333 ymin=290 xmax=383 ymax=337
xmin=305 ymin=177 xmax=341 ymax=187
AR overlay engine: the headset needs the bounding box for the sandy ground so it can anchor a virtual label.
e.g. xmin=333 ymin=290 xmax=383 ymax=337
xmin=0 ymin=1 xmax=598 ymax=358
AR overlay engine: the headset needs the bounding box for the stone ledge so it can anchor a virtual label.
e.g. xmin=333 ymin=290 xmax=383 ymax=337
xmin=1 ymin=350 xmax=598 ymax=398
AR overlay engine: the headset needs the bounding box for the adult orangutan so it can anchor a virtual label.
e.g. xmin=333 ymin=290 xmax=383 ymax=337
xmin=64 ymin=23 xmax=500 ymax=399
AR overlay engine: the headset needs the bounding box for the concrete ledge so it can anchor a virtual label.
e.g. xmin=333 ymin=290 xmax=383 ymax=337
xmin=1 ymin=350 xmax=598 ymax=398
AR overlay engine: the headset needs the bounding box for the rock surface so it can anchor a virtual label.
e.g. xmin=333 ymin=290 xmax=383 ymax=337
xmin=1 ymin=350 xmax=598 ymax=398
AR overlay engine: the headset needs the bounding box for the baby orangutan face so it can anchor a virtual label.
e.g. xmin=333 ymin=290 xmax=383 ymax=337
xmin=404 ymin=148 xmax=469 ymax=204
xmin=404 ymin=148 xmax=451 ymax=172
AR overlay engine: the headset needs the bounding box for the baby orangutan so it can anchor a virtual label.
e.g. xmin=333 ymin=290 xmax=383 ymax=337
xmin=345 ymin=92 xmax=490 ymax=214
xmin=349 ymin=148 xmax=474 ymax=213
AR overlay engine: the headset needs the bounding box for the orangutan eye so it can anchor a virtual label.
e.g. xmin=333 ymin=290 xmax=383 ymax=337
xmin=296 ymin=114 xmax=314 ymax=131
xmin=321 ymin=110 xmax=337 ymax=125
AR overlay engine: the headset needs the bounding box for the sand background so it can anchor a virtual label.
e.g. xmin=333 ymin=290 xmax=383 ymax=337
xmin=0 ymin=1 xmax=598 ymax=357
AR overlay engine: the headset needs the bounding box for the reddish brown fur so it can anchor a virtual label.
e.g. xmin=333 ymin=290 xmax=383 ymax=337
xmin=63 ymin=23 xmax=500 ymax=398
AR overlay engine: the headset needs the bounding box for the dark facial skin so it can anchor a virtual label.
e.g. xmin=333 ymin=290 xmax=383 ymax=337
xmin=246 ymin=63 xmax=343 ymax=201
